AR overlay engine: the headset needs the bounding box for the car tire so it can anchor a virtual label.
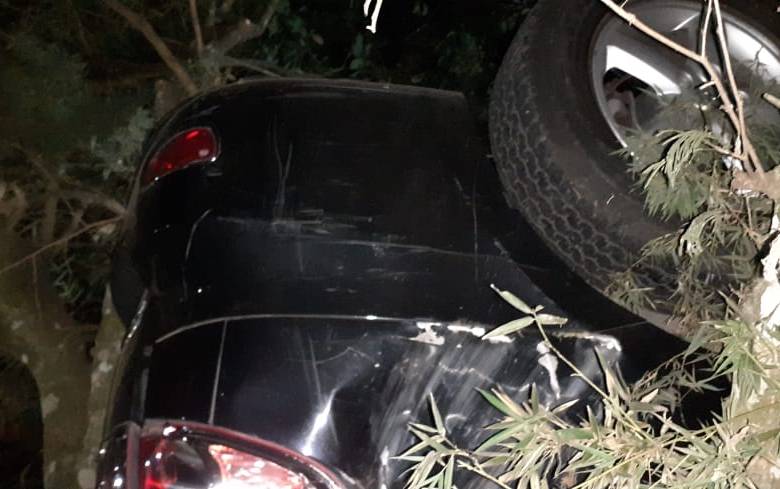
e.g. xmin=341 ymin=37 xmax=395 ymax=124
xmin=489 ymin=0 xmax=780 ymax=306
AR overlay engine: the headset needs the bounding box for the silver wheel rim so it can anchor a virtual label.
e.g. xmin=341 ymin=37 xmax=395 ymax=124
xmin=590 ymin=1 xmax=780 ymax=147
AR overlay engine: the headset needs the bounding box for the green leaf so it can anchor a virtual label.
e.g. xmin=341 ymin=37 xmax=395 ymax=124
xmin=395 ymin=455 xmax=426 ymax=462
xmin=429 ymin=394 xmax=445 ymax=435
xmin=552 ymin=399 xmax=579 ymax=414
xmin=536 ymin=313 xmax=568 ymax=326
xmin=677 ymin=210 xmax=720 ymax=257
xmin=483 ymin=317 xmax=534 ymax=339
xmin=476 ymin=423 xmax=524 ymax=452
xmin=407 ymin=452 xmax=437 ymax=489
xmin=556 ymin=428 xmax=594 ymax=441
xmin=530 ymin=386 xmax=540 ymax=413
xmin=409 ymin=423 xmax=439 ymax=434
xmin=478 ymin=389 xmax=520 ymax=418
xmin=443 ymin=456 xmax=454 ymax=489
xmin=576 ymin=444 xmax=616 ymax=464
xmin=490 ymin=283 xmax=533 ymax=314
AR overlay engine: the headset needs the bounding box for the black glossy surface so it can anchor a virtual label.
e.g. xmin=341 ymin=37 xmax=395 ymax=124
xmin=106 ymin=79 xmax=688 ymax=489
xmin=142 ymin=316 xmax=682 ymax=489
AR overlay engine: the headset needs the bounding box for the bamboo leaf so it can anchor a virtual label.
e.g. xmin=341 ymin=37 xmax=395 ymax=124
xmin=556 ymin=428 xmax=595 ymax=441
xmin=409 ymin=423 xmax=439 ymax=434
xmin=443 ymin=456 xmax=454 ymax=489
xmin=552 ymin=399 xmax=579 ymax=414
xmin=490 ymin=283 xmax=533 ymax=314
xmin=478 ymin=388 xmax=519 ymax=418
xmin=536 ymin=313 xmax=568 ymax=326
xmin=429 ymin=393 xmax=445 ymax=436
xmin=476 ymin=423 xmax=525 ymax=452
xmin=483 ymin=317 xmax=535 ymax=339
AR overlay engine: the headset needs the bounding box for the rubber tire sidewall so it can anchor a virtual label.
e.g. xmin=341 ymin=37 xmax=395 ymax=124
xmin=489 ymin=0 xmax=780 ymax=293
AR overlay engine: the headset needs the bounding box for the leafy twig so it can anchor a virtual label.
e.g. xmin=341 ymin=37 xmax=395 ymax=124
xmin=598 ymin=0 xmax=763 ymax=172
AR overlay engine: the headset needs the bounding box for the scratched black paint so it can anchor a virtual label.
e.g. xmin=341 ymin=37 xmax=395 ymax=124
xmin=104 ymin=79 xmax=690 ymax=489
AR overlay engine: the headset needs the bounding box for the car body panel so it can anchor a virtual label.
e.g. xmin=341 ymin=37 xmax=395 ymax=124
xmin=104 ymin=79 xmax=693 ymax=489
xmin=138 ymin=315 xmax=684 ymax=489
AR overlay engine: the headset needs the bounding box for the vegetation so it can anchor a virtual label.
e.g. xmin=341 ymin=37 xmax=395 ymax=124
xmin=402 ymin=1 xmax=780 ymax=488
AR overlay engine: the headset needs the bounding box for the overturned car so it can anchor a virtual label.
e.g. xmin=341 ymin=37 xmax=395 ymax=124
xmin=98 ymin=79 xmax=690 ymax=489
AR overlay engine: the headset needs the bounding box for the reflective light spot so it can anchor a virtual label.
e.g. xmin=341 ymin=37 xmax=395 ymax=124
xmin=208 ymin=444 xmax=314 ymax=489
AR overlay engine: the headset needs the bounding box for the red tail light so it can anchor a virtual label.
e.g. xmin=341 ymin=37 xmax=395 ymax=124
xmin=143 ymin=127 xmax=218 ymax=184
xmin=96 ymin=421 xmax=342 ymax=489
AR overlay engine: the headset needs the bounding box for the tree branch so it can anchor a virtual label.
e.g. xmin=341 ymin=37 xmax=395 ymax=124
xmin=732 ymin=167 xmax=780 ymax=201
xmin=209 ymin=0 xmax=280 ymax=54
xmin=57 ymin=190 xmax=126 ymax=216
xmin=102 ymin=0 xmax=198 ymax=95
xmin=699 ymin=0 xmax=713 ymax=58
xmin=598 ymin=0 xmax=763 ymax=173
xmin=712 ymin=0 xmax=753 ymax=169
xmin=0 ymin=216 xmax=122 ymax=276
xmin=189 ymin=0 xmax=204 ymax=56
xmin=765 ymin=93 xmax=780 ymax=111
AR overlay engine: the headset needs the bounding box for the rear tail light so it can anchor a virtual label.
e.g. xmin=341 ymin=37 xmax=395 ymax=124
xmin=96 ymin=421 xmax=342 ymax=489
xmin=143 ymin=127 xmax=218 ymax=185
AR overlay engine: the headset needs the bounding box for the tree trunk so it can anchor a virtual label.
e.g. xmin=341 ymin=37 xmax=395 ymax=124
xmin=738 ymin=233 xmax=780 ymax=489
xmin=76 ymin=290 xmax=125 ymax=489
xmin=0 ymin=231 xmax=92 ymax=489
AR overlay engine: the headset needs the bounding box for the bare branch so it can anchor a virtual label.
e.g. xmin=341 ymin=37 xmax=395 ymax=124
xmin=598 ymin=0 xmax=763 ymax=173
xmin=57 ymin=190 xmax=126 ymax=216
xmin=765 ymin=93 xmax=780 ymax=111
xmin=0 ymin=216 xmax=123 ymax=276
xmin=189 ymin=0 xmax=204 ymax=56
xmin=732 ymin=167 xmax=780 ymax=201
xmin=699 ymin=0 xmax=713 ymax=58
xmin=102 ymin=0 xmax=198 ymax=95
xmin=209 ymin=0 xmax=280 ymax=54
xmin=712 ymin=0 xmax=753 ymax=168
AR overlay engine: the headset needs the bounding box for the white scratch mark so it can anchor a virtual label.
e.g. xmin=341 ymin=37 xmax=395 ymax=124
xmin=411 ymin=321 xmax=444 ymax=345
xmin=555 ymin=331 xmax=622 ymax=352
xmin=447 ymin=324 xmax=486 ymax=337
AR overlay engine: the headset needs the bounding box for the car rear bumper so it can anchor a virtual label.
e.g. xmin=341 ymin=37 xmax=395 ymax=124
xmin=138 ymin=314 xmax=668 ymax=489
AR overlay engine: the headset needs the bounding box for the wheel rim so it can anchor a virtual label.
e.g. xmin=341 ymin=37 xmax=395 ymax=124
xmin=590 ymin=1 xmax=780 ymax=147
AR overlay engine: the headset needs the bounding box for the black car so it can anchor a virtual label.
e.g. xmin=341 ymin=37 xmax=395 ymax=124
xmin=97 ymin=79 xmax=685 ymax=489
